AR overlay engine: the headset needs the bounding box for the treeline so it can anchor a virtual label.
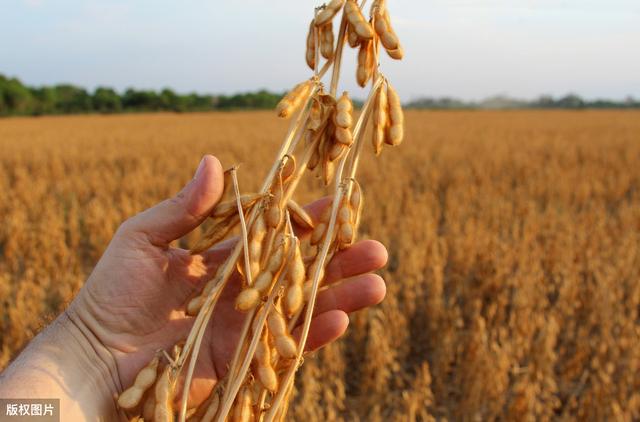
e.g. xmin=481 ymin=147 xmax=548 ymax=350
xmin=0 ymin=74 xmax=284 ymax=116
xmin=2 ymin=73 xmax=639 ymax=116
xmin=405 ymin=94 xmax=640 ymax=110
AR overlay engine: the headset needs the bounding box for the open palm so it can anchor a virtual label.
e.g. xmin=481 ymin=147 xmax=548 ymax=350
xmin=66 ymin=155 xmax=387 ymax=409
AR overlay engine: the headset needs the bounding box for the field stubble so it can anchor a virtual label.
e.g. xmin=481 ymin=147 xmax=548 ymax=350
xmin=1 ymin=110 xmax=639 ymax=420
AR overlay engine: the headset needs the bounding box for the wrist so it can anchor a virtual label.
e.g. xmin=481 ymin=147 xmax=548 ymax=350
xmin=0 ymin=310 xmax=124 ymax=420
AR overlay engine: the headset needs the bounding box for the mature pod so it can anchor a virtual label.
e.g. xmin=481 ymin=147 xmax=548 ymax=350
xmin=335 ymin=126 xmax=353 ymax=146
xmin=266 ymin=200 xmax=282 ymax=229
xmin=267 ymin=244 xmax=285 ymax=273
xmin=308 ymin=98 xmax=323 ymax=132
xmin=308 ymin=142 xmax=321 ymax=171
xmin=350 ymin=180 xmax=364 ymax=226
xmin=322 ymin=130 xmax=337 ymax=185
xmin=373 ymin=11 xmax=398 ymax=51
xmin=357 ymin=40 xmax=374 ymax=88
xmin=338 ymin=223 xmax=355 ymax=249
xmin=329 ymin=143 xmax=346 ymax=161
xmin=305 ymin=20 xmax=317 ymax=70
xmin=199 ymin=389 xmax=221 ymax=422
xmin=382 ymin=9 xmax=404 ymax=59
xmin=248 ymin=213 xmax=267 ymax=279
xmin=232 ymin=386 xmax=253 ymax=422
xmin=186 ymin=295 xmax=205 ymax=316
xmin=386 ymin=45 xmax=404 ymax=60
xmin=347 ymin=23 xmax=360 ymax=48
xmin=287 ymin=199 xmax=314 ymax=230
xmin=267 ymin=311 xmax=298 ymax=359
xmin=285 ymin=240 xmax=305 ymax=315
xmin=310 ymin=200 xmax=333 ymax=245
xmin=334 ymin=92 xmax=353 ymax=129
xmin=277 ymin=80 xmax=313 ymax=119
xmin=281 ymin=153 xmax=297 ymax=184
xmin=337 ymin=196 xmax=356 ymax=249
xmin=314 ymin=0 xmax=346 ymax=27
xmin=235 ymin=288 xmax=261 ymax=311
xmin=210 ymin=193 xmax=264 ymax=220
xmin=254 ymin=333 xmax=278 ymax=392
xmin=253 ymin=270 xmax=274 ymax=293
xmin=373 ymin=1 xmax=402 ymax=58
xmin=344 ymin=0 xmax=374 ymax=40
xmin=154 ymin=366 xmax=174 ymax=422
xmin=320 ymin=22 xmax=334 ymax=60
xmin=191 ymin=213 xmax=240 ymax=254
xmin=372 ymin=82 xmax=388 ymax=155
xmin=117 ymin=356 xmax=160 ymax=409
xmin=386 ymin=83 xmax=404 ymax=146
xmin=304 ymin=257 xmax=327 ymax=299
xmin=310 ymin=222 xmax=327 ymax=246
xmin=275 ymin=336 xmax=298 ymax=359
xmin=143 ymin=393 xmax=155 ymax=421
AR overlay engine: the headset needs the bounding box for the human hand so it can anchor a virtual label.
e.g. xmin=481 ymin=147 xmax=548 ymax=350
xmin=0 ymin=155 xmax=387 ymax=419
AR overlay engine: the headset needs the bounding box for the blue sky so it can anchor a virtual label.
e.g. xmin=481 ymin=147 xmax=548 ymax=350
xmin=1 ymin=0 xmax=639 ymax=101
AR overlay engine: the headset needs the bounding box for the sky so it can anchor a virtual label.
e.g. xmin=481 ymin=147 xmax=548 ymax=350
xmin=1 ymin=0 xmax=639 ymax=101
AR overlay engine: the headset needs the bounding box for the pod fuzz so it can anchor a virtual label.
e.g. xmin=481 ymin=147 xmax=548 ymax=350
xmin=117 ymin=356 xmax=160 ymax=410
xmin=386 ymin=83 xmax=404 ymax=146
xmin=277 ymin=80 xmax=313 ymax=119
xmin=314 ymin=0 xmax=346 ymax=27
xmin=345 ymin=0 xmax=374 ymax=40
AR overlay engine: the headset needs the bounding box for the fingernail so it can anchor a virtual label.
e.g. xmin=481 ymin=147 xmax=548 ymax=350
xmin=194 ymin=157 xmax=206 ymax=180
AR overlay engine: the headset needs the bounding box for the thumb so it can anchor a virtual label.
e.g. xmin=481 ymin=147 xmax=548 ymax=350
xmin=124 ymin=155 xmax=224 ymax=246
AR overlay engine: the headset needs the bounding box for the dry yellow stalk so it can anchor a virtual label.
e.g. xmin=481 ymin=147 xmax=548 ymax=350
xmin=344 ymin=0 xmax=374 ymax=40
xmin=314 ymin=0 xmax=346 ymax=27
xmin=117 ymin=356 xmax=160 ymax=410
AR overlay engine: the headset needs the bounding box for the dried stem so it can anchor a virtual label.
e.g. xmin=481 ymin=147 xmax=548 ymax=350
xmin=329 ymin=11 xmax=349 ymax=96
xmin=346 ymin=75 xmax=384 ymax=180
xmin=178 ymin=166 xmax=254 ymax=422
xmin=177 ymin=281 xmax=225 ymax=422
xmin=215 ymin=242 xmax=297 ymax=422
xmin=232 ymin=167 xmax=254 ymax=287
xmin=264 ymin=73 xmax=383 ymax=422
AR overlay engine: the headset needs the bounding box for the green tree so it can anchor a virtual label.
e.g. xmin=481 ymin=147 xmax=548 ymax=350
xmin=93 ymin=87 xmax=122 ymax=113
xmin=1 ymin=77 xmax=34 ymax=115
xmin=30 ymin=87 xmax=57 ymax=115
xmin=53 ymin=84 xmax=93 ymax=113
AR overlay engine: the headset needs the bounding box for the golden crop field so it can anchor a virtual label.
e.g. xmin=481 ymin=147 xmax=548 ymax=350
xmin=1 ymin=110 xmax=639 ymax=420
